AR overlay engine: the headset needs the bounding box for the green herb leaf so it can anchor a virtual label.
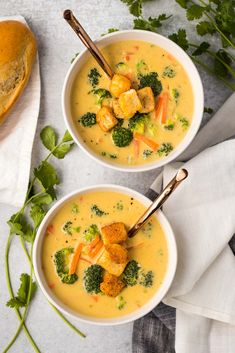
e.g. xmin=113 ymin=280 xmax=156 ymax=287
xmin=7 ymin=213 xmax=34 ymax=243
xmin=31 ymin=193 xmax=53 ymax=206
xmin=186 ymin=5 xmax=205 ymax=21
xmin=53 ymin=143 xmax=74 ymax=159
xmin=196 ymin=21 xmax=216 ymax=36
xmin=214 ymin=49 xmax=232 ymax=77
xmin=34 ymin=161 xmax=59 ymax=200
xmin=121 ymin=0 xmax=142 ymax=17
xmin=101 ymin=28 xmax=119 ymax=36
xmin=30 ymin=204 xmax=46 ymax=228
xmin=134 ymin=14 xmax=172 ymax=32
xmin=40 ymin=126 xmax=57 ymax=152
xmin=6 ymin=274 xmax=37 ymax=309
xmin=168 ymin=29 xmax=189 ymax=51
xmin=175 ymin=0 xmax=189 ymax=9
xmin=204 ymin=107 xmax=214 ymax=114
xmin=62 ymin=130 xmax=73 ymax=143
xmin=192 ymin=41 xmax=210 ymax=56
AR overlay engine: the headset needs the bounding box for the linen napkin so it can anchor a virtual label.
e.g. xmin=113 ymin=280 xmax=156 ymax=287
xmin=133 ymin=92 xmax=235 ymax=353
xmin=0 ymin=16 xmax=40 ymax=208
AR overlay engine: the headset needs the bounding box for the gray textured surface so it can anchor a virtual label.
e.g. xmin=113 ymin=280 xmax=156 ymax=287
xmin=0 ymin=0 xmax=232 ymax=352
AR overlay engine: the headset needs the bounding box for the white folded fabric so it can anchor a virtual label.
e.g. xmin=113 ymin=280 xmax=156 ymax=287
xmin=150 ymin=93 xmax=235 ymax=353
xmin=0 ymin=16 xmax=40 ymax=208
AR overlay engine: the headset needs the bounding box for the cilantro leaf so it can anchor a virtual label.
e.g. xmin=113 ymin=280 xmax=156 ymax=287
xmin=7 ymin=213 xmax=34 ymax=243
xmin=101 ymin=28 xmax=119 ymax=36
xmin=121 ymin=0 xmax=142 ymax=17
xmin=53 ymin=143 xmax=74 ymax=159
xmin=175 ymin=0 xmax=189 ymax=8
xmin=40 ymin=126 xmax=57 ymax=152
xmin=192 ymin=41 xmax=210 ymax=56
xmin=34 ymin=161 xmax=59 ymax=200
xmin=62 ymin=130 xmax=73 ymax=143
xmin=214 ymin=49 xmax=232 ymax=77
xmin=196 ymin=21 xmax=216 ymax=36
xmin=204 ymin=107 xmax=214 ymax=114
xmin=134 ymin=14 xmax=172 ymax=32
xmin=168 ymin=29 xmax=189 ymax=50
xmin=31 ymin=193 xmax=53 ymax=206
xmin=186 ymin=5 xmax=205 ymax=21
xmin=6 ymin=274 xmax=37 ymax=309
xmin=30 ymin=204 xmax=46 ymax=228
xmin=216 ymin=0 xmax=235 ymax=38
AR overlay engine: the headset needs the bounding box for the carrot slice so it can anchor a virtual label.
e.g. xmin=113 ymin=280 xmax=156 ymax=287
xmin=155 ymin=96 xmax=163 ymax=119
xmin=134 ymin=132 xmax=159 ymax=152
xmin=133 ymin=139 xmax=140 ymax=158
xmin=161 ymin=92 xmax=169 ymax=124
xmin=69 ymin=243 xmax=83 ymax=275
xmin=88 ymin=240 xmax=104 ymax=258
xmin=89 ymin=235 xmax=100 ymax=249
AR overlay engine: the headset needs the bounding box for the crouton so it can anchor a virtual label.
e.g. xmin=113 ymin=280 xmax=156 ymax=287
xmin=137 ymin=87 xmax=155 ymax=113
xmin=110 ymin=74 xmax=131 ymax=98
xmin=112 ymin=99 xmax=125 ymax=119
xmin=105 ymin=244 xmax=128 ymax=264
xmin=97 ymin=249 xmax=127 ymax=276
xmin=118 ymin=89 xmax=142 ymax=119
xmin=101 ymin=222 xmax=127 ymax=244
xmin=100 ymin=273 xmax=125 ymax=297
xmin=96 ymin=106 xmax=118 ymax=132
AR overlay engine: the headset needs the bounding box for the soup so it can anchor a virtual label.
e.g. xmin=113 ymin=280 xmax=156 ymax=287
xmin=42 ymin=191 xmax=168 ymax=318
xmin=71 ymin=40 xmax=194 ymax=166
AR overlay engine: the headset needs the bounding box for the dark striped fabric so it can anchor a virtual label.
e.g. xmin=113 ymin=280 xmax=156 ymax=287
xmin=132 ymin=188 xmax=235 ymax=353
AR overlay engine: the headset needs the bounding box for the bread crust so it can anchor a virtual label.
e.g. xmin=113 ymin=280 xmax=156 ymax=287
xmin=0 ymin=20 xmax=37 ymax=125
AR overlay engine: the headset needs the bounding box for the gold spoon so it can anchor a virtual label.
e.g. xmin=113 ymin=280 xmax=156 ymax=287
xmin=63 ymin=9 xmax=114 ymax=78
xmin=128 ymin=169 xmax=188 ymax=238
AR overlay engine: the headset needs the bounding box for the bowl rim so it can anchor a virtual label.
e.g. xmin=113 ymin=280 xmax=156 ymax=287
xmin=33 ymin=184 xmax=177 ymax=326
xmin=62 ymin=29 xmax=204 ymax=173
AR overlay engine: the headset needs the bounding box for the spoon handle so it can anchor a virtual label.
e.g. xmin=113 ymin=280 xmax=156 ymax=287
xmin=63 ymin=10 xmax=114 ymax=78
xmin=128 ymin=169 xmax=188 ymax=238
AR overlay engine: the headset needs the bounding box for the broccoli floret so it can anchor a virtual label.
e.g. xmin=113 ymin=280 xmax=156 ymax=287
xmin=122 ymin=260 xmax=140 ymax=287
xmin=157 ymin=143 xmax=173 ymax=157
xmin=92 ymin=88 xmax=111 ymax=106
xmin=80 ymin=112 xmax=96 ymax=127
xmin=142 ymin=149 xmax=153 ymax=159
xmin=164 ymin=120 xmax=175 ymax=130
xmin=178 ymin=116 xmax=189 ymax=130
xmin=136 ymin=60 xmax=148 ymax=75
xmin=115 ymin=62 xmax=127 ymax=70
xmin=162 ymin=66 xmax=176 ymax=78
xmin=171 ymin=88 xmax=180 ymax=103
xmin=128 ymin=113 xmax=149 ymax=134
xmin=62 ymin=221 xmax=73 ymax=235
xmin=112 ymin=127 xmax=133 ymax=147
xmin=83 ymin=224 xmax=100 ymax=243
xmin=83 ymin=264 xmax=103 ymax=294
xmin=139 ymin=271 xmax=154 ymax=288
xmin=91 ymin=204 xmax=108 ymax=217
xmin=138 ymin=72 xmax=162 ymax=96
xmin=116 ymin=295 xmax=127 ymax=310
xmin=88 ymin=68 xmax=101 ymax=88
xmin=101 ymin=152 xmax=118 ymax=159
xmin=54 ymin=247 xmax=78 ymax=284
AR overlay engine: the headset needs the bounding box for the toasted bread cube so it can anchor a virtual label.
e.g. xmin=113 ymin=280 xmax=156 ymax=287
xmin=97 ymin=249 xmax=127 ymax=276
xmin=96 ymin=106 xmax=118 ymax=132
xmin=110 ymin=74 xmax=131 ymax=98
xmin=105 ymin=244 xmax=128 ymax=264
xmin=137 ymin=87 xmax=155 ymax=113
xmin=118 ymin=89 xmax=142 ymax=119
xmin=112 ymin=99 xmax=125 ymax=119
xmin=101 ymin=222 xmax=127 ymax=244
xmin=100 ymin=273 xmax=125 ymax=297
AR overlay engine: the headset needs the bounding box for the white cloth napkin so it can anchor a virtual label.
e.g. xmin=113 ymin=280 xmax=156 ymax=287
xmin=0 ymin=16 xmax=40 ymax=208
xmin=150 ymin=93 xmax=235 ymax=353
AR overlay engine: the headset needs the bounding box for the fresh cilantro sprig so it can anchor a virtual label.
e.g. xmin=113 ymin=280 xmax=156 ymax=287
xmin=4 ymin=126 xmax=85 ymax=353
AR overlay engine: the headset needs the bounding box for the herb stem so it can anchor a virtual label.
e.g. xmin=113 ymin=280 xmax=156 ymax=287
xmin=49 ymin=303 xmax=86 ymax=338
xmin=4 ymin=233 xmax=40 ymax=353
xmin=191 ymin=55 xmax=235 ymax=91
xmin=3 ymin=245 xmax=35 ymax=353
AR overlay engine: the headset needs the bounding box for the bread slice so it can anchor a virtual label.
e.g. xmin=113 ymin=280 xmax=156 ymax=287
xmin=0 ymin=20 xmax=37 ymax=125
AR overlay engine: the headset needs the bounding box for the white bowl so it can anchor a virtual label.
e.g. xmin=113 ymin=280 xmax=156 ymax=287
xmin=33 ymin=184 xmax=177 ymax=326
xmin=62 ymin=30 xmax=204 ymax=172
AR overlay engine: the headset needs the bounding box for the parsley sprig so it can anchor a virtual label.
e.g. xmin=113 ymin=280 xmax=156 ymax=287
xmin=4 ymin=127 xmax=85 ymax=353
